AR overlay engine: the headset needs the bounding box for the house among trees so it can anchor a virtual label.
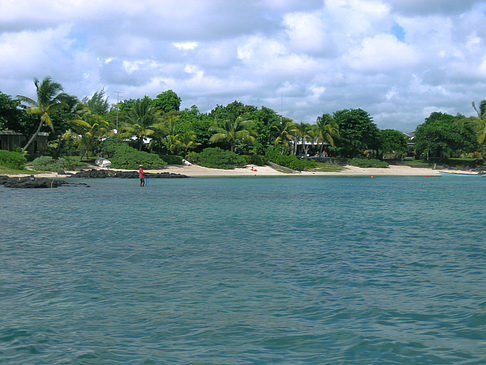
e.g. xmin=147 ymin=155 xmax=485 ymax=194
xmin=0 ymin=130 xmax=48 ymax=154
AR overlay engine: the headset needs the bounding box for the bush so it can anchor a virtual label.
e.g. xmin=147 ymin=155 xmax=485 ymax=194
xmin=243 ymin=154 xmax=268 ymax=166
xmin=110 ymin=146 xmax=167 ymax=169
xmin=187 ymin=147 xmax=246 ymax=169
xmin=160 ymin=155 xmax=183 ymax=165
xmin=0 ymin=150 xmax=27 ymax=170
xmin=99 ymin=137 xmax=130 ymax=159
xmin=348 ymin=158 xmax=389 ymax=168
xmin=31 ymin=156 xmax=69 ymax=172
xmin=265 ymin=150 xmax=317 ymax=171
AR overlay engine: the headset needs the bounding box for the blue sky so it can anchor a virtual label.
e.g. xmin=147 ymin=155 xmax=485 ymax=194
xmin=1 ymin=0 xmax=486 ymax=131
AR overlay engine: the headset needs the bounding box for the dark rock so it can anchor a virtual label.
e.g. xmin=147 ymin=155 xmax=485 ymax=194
xmin=72 ymin=169 xmax=189 ymax=178
xmin=1 ymin=176 xmax=89 ymax=189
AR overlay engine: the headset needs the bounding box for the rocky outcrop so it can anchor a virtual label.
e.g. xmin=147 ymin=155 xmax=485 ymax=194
xmin=0 ymin=175 xmax=89 ymax=189
xmin=71 ymin=169 xmax=188 ymax=178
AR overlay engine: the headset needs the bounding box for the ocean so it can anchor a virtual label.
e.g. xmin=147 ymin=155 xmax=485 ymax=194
xmin=1 ymin=176 xmax=485 ymax=364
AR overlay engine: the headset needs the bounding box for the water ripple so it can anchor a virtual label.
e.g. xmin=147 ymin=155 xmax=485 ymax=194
xmin=1 ymin=177 xmax=485 ymax=363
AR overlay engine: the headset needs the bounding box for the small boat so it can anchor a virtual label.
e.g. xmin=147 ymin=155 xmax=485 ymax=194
xmin=439 ymin=171 xmax=479 ymax=177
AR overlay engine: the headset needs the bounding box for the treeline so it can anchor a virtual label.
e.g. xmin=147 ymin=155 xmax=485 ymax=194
xmin=1 ymin=77 xmax=485 ymax=168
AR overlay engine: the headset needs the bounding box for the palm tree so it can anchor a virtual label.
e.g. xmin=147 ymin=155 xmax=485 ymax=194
xmin=164 ymin=134 xmax=182 ymax=154
xmin=307 ymin=125 xmax=320 ymax=155
xmin=472 ymin=100 xmax=486 ymax=155
xmin=121 ymin=97 xmax=160 ymax=150
xmin=69 ymin=104 xmax=113 ymax=158
xmin=209 ymin=116 xmax=255 ymax=152
xmin=316 ymin=113 xmax=339 ymax=153
xmin=17 ymin=77 xmax=67 ymax=152
xmin=179 ymin=130 xmax=198 ymax=156
xmin=295 ymin=122 xmax=311 ymax=156
xmin=273 ymin=117 xmax=297 ymax=154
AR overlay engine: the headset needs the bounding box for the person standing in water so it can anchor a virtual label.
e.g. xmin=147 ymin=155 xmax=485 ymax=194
xmin=138 ymin=164 xmax=145 ymax=187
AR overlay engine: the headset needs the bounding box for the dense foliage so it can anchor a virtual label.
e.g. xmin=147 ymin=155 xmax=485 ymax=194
xmin=187 ymin=147 xmax=246 ymax=169
xmin=334 ymin=108 xmax=380 ymax=158
xmin=347 ymin=158 xmax=389 ymax=168
xmin=30 ymin=156 xmax=69 ymax=171
xmin=0 ymin=150 xmax=27 ymax=169
xmin=266 ymin=149 xmax=317 ymax=171
xmin=1 ymin=77 xmax=485 ymax=171
xmin=378 ymin=129 xmax=408 ymax=158
xmin=160 ymin=155 xmax=183 ymax=165
xmin=414 ymin=112 xmax=478 ymax=159
xmin=108 ymin=143 xmax=167 ymax=169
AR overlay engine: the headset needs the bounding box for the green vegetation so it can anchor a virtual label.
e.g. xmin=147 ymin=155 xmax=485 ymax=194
xmin=266 ymin=149 xmax=317 ymax=171
xmin=160 ymin=155 xmax=184 ymax=165
xmin=0 ymin=150 xmax=27 ymax=169
xmin=243 ymin=154 xmax=267 ymax=166
xmin=414 ymin=112 xmax=478 ymax=159
xmin=30 ymin=156 xmax=69 ymax=172
xmin=187 ymin=147 xmax=246 ymax=169
xmin=109 ymin=144 xmax=167 ymax=169
xmin=348 ymin=158 xmax=389 ymax=168
xmin=378 ymin=129 xmax=408 ymax=159
xmin=311 ymin=162 xmax=345 ymax=172
xmin=1 ymin=76 xmax=485 ymax=174
xmin=16 ymin=77 xmax=68 ymax=152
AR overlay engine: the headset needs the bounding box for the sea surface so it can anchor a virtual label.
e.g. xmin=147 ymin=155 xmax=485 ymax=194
xmin=1 ymin=176 xmax=485 ymax=364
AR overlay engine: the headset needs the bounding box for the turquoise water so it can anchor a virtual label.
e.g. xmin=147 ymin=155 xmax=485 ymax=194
xmin=1 ymin=176 xmax=486 ymax=364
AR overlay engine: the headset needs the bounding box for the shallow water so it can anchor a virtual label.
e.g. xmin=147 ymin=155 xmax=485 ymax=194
xmin=1 ymin=176 xmax=485 ymax=364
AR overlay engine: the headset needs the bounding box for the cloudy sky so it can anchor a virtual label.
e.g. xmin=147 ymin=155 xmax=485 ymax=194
xmin=1 ymin=0 xmax=486 ymax=131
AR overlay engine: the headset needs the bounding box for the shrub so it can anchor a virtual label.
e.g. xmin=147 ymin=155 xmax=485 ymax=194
xmin=265 ymin=150 xmax=317 ymax=171
xmin=110 ymin=146 xmax=167 ymax=169
xmin=187 ymin=147 xmax=246 ymax=169
xmin=348 ymin=158 xmax=389 ymax=168
xmin=31 ymin=156 xmax=69 ymax=172
xmin=99 ymin=137 xmax=130 ymax=159
xmin=160 ymin=155 xmax=183 ymax=165
xmin=0 ymin=150 xmax=27 ymax=170
xmin=243 ymin=154 xmax=268 ymax=166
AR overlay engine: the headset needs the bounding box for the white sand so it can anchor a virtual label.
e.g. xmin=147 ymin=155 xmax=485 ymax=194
xmin=6 ymin=164 xmax=480 ymax=178
xmin=152 ymin=164 xmax=478 ymax=177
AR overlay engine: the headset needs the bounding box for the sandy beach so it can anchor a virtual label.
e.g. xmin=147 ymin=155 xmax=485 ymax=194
xmin=153 ymin=164 xmax=479 ymax=177
xmin=5 ymin=163 xmax=481 ymax=179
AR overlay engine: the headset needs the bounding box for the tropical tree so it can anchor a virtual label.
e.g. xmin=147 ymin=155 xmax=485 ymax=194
xmin=121 ymin=97 xmax=160 ymax=150
xmin=273 ymin=117 xmax=297 ymax=154
xmin=307 ymin=125 xmax=320 ymax=155
xmin=68 ymin=104 xmax=113 ymax=158
xmin=378 ymin=129 xmax=408 ymax=159
xmin=414 ymin=112 xmax=478 ymax=159
xmin=164 ymin=134 xmax=182 ymax=154
xmin=472 ymin=100 xmax=486 ymax=120
xmin=16 ymin=77 xmax=67 ymax=152
xmin=82 ymin=89 xmax=109 ymax=115
xmin=152 ymin=90 xmax=181 ymax=113
xmin=333 ymin=108 xmax=379 ymax=158
xmin=179 ymin=130 xmax=198 ymax=156
xmin=294 ymin=122 xmax=311 ymax=156
xmin=209 ymin=116 xmax=255 ymax=152
xmin=0 ymin=92 xmax=29 ymax=132
xmin=471 ymin=100 xmax=486 ymax=155
xmin=316 ymin=113 xmax=339 ymax=153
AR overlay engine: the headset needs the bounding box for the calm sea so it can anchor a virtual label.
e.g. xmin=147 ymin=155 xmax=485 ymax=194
xmin=1 ymin=176 xmax=485 ymax=364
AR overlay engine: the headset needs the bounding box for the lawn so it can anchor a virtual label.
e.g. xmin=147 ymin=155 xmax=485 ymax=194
xmin=311 ymin=162 xmax=345 ymax=172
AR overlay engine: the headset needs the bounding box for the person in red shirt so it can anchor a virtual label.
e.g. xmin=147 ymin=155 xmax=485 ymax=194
xmin=138 ymin=164 xmax=145 ymax=187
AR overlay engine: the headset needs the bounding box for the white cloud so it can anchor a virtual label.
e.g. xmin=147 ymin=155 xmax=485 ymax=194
xmin=283 ymin=11 xmax=330 ymax=54
xmin=344 ymin=33 xmax=419 ymax=71
xmin=173 ymin=42 xmax=199 ymax=51
xmin=1 ymin=0 xmax=486 ymax=131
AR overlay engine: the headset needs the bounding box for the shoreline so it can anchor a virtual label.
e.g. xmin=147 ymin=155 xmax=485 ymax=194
xmin=4 ymin=164 xmax=481 ymax=178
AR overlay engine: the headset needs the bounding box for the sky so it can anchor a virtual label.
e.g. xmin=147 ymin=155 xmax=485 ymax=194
xmin=1 ymin=0 xmax=486 ymax=132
